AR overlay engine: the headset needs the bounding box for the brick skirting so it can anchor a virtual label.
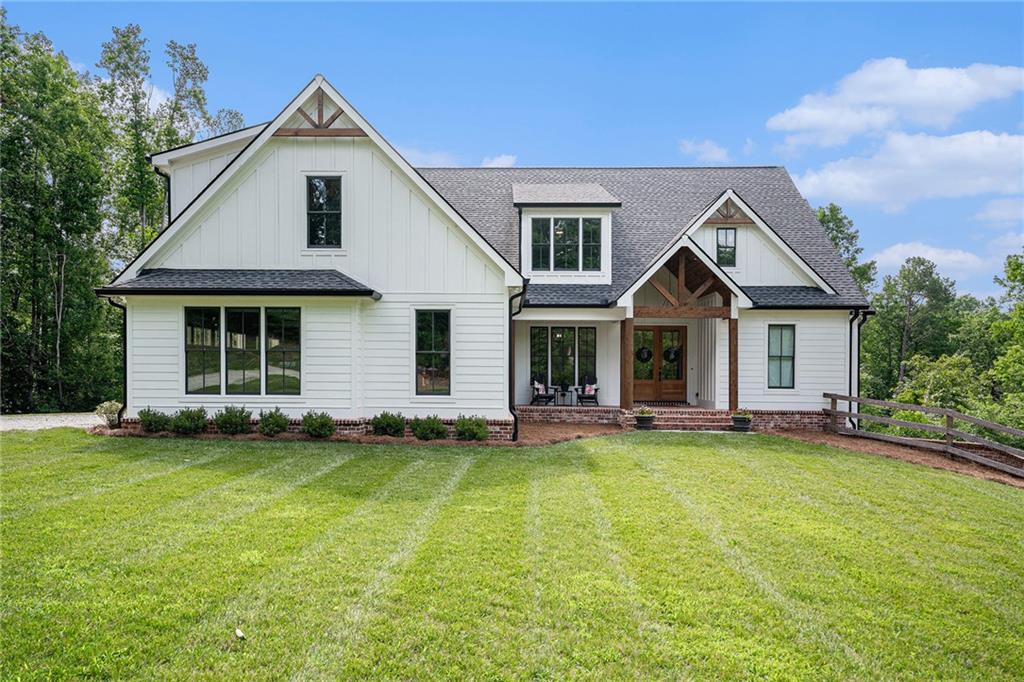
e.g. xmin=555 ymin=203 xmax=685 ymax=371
xmin=516 ymin=405 xmax=829 ymax=432
xmin=120 ymin=417 xmax=516 ymax=441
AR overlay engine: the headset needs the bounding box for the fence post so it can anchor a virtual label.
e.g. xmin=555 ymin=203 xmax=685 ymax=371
xmin=830 ymin=397 xmax=838 ymax=432
xmin=945 ymin=414 xmax=954 ymax=450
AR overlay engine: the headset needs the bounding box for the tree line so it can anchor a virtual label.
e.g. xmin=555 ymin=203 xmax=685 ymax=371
xmin=2 ymin=12 xmax=1020 ymax=424
xmin=1 ymin=13 xmax=243 ymax=413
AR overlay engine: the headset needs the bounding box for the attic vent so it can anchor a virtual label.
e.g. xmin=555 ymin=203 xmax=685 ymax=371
xmin=272 ymin=87 xmax=367 ymax=138
xmin=707 ymin=198 xmax=751 ymax=224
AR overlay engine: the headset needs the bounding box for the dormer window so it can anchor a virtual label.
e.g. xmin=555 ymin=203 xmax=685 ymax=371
xmin=530 ymin=217 xmax=602 ymax=272
xmin=307 ymin=176 xmax=341 ymax=248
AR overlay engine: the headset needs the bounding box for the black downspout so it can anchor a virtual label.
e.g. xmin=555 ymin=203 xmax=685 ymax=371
xmin=106 ymin=297 xmax=128 ymax=427
xmin=852 ymin=309 xmax=872 ymax=430
xmin=509 ymin=278 xmax=529 ymax=441
xmin=848 ymin=309 xmax=857 ymax=428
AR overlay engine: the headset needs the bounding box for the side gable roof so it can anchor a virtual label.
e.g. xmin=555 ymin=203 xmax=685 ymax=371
xmin=113 ymin=75 xmax=522 ymax=287
xmin=418 ymin=166 xmax=868 ymax=307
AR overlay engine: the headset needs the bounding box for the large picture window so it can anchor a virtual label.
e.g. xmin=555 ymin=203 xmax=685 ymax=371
xmin=415 ymin=310 xmax=450 ymax=395
xmin=307 ymin=176 xmax=341 ymax=248
xmin=185 ymin=308 xmax=221 ymax=394
xmin=265 ymin=308 xmax=301 ymax=395
xmin=529 ymin=216 xmax=602 ymax=272
xmin=182 ymin=306 xmax=301 ymax=396
xmin=225 ymin=308 xmax=261 ymax=394
xmin=768 ymin=324 xmax=795 ymax=389
xmin=717 ymin=227 xmax=736 ymax=266
xmin=530 ymin=326 xmax=597 ymax=388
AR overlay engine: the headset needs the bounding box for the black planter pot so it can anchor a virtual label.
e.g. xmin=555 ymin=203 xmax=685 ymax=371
xmin=635 ymin=414 xmax=656 ymax=430
xmin=731 ymin=415 xmax=752 ymax=432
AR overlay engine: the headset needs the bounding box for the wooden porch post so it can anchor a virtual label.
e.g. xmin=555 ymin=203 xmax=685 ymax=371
xmin=728 ymin=318 xmax=738 ymax=412
xmin=620 ymin=317 xmax=634 ymax=409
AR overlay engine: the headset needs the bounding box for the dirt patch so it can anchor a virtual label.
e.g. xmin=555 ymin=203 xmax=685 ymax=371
xmin=776 ymin=429 xmax=1024 ymax=489
xmin=89 ymin=421 xmax=626 ymax=447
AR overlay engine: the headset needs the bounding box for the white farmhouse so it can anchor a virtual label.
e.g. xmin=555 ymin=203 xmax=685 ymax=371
xmin=99 ymin=75 xmax=870 ymax=439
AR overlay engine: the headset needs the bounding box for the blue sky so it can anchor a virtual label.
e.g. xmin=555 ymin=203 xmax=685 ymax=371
xmin=9 ymin=2 xmax=1024 ymax=297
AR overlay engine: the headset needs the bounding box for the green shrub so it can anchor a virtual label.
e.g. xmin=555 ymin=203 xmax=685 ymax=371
xmin=138 ymin=407 xmax=172 ymax=433
xmin=300 ymin=411 xmax=335 ymax=438
xmin=171 ymin=407 xmax=208 ymax=435
xmin=410 ymin=415 xmax=448 ymax=441
xmin=454 ymin=415 xmax=489 ymax=441
xmin=258 ymin=407 xmax=290 ymax=437
xmin=371 ymin=411 xmax=406 ymax=437
xmin=95 ymin=400 xmax=123 ymax=428
xmin=890 ymin=409 xmax=937 ymax=439
xmin=213 ymin=405 xmax=253 ymax=435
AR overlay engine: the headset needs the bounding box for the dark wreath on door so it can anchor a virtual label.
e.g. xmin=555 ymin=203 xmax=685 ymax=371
xmin=633 ymin=326 xmax=686 ymax=402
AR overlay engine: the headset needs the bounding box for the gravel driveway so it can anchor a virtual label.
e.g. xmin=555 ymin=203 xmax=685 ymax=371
xmin=0 ymin=413 xmax=103 ymax=431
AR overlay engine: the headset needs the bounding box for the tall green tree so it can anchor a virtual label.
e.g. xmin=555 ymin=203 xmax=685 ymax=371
xmin=816 ymin=203 xmax=877 ymax=295
xmin=1 ymin=11 xmax=120 ymax=411
xmin=860 ymin=257 xmax=958 ymax=398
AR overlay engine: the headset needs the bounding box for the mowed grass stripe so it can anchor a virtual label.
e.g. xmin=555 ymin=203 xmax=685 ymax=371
xmin=325 ymin=451 xmax=537 ymax=679
xmin=3 ymin=448 xmax=413 ymax=680
xmin=146 ymin=456 xmax=464 ymax=679
xmin=584 ymin=439 xmax=849 ymax=679
xmin=0 ymin=428 xmax=130 ymax=472
xmin=625 ymin=440 xmax=882 ymax=679
xmin=630 ymin=434 xmax=1023 ymax=679
xmin=291 ymin=455 xmax=474 ymax=680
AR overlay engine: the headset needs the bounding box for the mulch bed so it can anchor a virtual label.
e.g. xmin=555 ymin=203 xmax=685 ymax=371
xmin=89 ymin=421 xmax=628 ymax=448
xmin=777 ymin=429 xmax=1024 ymax=489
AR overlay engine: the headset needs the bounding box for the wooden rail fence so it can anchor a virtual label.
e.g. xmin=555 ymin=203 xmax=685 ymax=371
xmin=823 ymin=392 xmax=1024 ymax=478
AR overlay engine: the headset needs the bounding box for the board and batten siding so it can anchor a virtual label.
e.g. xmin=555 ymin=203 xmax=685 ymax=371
xmin=692 ymin=223 xmax=815 ymax=288
xmin=714 ymin=309 xmax=850 ymax=410
xmin=151 ymin=137 xmax=506 ymax=297
xmin=167 ymin=141 xmax=249 ymax=219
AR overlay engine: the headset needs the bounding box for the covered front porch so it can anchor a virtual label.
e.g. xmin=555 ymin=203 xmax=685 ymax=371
xmin=513 ymin=245 xmax=742 ymax=413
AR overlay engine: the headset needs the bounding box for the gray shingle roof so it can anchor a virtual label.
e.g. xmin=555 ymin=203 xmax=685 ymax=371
xmin=524 ymin=284 xmax=615 ymax=307
xmin=419 ymin=166 xmax=868 ymax=309
xmin=745 ymin=286 xmax=857 ymax=308
xmin=511 ymin=183 xmax=620 ymax=206
xmin=96 ymin=268 xmax=379 ymax=297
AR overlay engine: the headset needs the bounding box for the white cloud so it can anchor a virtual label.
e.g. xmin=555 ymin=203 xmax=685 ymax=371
xmin=147 ymin=82 xmax=171 ymax=112
xmin=870 ymin=241 xmax=989 ymax=276
xmin=767 ymin=58 xmax=1024 ymax=147
xmin=973 ymin=197 xmax=1024 ymax=226
xmin=795 ymin=131 xmax=1024 ymax=210
xmin=678 ymin=139 xmax=730 ymax=163
xmin=397 ymin=147 xmax=459 ymax=167
xmin=481 ymin=154 xmax=517 ymax=168
xmin=989 ymin=230 xmax=1024 ymax=253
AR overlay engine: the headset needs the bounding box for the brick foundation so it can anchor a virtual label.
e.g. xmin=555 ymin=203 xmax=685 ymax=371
xmin=120 ymin=416 xmax=515 ymax=441
xmin=516 ymin=405 xmax=829 ymax=432
xmin=516 ymin=405 xmax=626 ymax=425
xmin=749 ymin=410 xmax=829 ymax=431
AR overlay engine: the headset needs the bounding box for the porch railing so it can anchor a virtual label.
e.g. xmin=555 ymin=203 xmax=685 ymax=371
xmin=823 ymin=392 xmax=1024 ymax=478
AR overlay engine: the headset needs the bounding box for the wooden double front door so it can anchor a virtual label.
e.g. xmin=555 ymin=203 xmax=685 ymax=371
xmin=633 ymin=326 xmax=687 ymax=402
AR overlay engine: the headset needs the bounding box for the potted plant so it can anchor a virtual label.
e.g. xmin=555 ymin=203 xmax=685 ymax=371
xmin=731 ymin=410 xmax=753 ymax=432
xmin=634 ymin=406 xmax=656 ymax=430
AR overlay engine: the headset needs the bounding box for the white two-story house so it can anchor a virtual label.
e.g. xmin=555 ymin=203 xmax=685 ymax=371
xmin=98 ymin=75 xmax=870 ymax=439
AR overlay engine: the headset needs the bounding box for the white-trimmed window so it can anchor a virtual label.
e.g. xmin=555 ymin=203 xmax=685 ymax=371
xmin=306 ymin=175 xmax=342 ymax=248
xmin=767 ymin=324 xmax=795 ymax=389
xmin=716 ymin=227 xmax=736 ymax=267
xmin=415 ymin=310 xmax=451 ymax=396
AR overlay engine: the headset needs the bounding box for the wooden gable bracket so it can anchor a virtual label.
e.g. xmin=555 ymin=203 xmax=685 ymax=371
xmin=273 ymin=87 xmax=367 ymax=137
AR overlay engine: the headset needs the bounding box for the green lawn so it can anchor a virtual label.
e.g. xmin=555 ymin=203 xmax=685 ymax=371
xmin=2 ymin=429 xmax=1022 ymax=680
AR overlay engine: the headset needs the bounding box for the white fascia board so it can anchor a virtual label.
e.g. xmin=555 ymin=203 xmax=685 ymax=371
xmin=684 ymin=189 xmax=836 ymax=295
xmin=315 ymin=78 xmax=522 ymax=287
xmin=150 ymin=124 xmax=266 ymax=169
xmin=516 ymin=307 xmax=625 ymax=322
xmin=617 ymin=234 xmax=752 ymax=308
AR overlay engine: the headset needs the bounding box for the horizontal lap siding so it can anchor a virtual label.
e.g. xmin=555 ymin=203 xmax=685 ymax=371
xmin=125 ymin=297 xmax=357 ymax=418
xmin=362 ymin=298 xmax=508 ymax=418
xmin=736 ymin=310 xmax=849 ymax=410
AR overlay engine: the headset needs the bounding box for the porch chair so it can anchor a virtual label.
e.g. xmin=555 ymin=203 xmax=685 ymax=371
xmin=530 ymin=376 xmax=556 ymax=406
xmin=575 ymin=376 xmax=600 ymax=406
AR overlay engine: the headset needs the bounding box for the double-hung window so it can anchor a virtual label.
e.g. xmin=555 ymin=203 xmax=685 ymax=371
xmin=717 ymin=227 xmax=736 ymax=266
xmin=183 ymin=306 xmax=302 ymax=396
xmin=767 ymin=324 xmax=795 ymax=389
xmin=307 ymin=176 xmax=341 ymax=248
xmin=415 ymin=310 xmax=450 ymax=395
xmin=530 ymin=217 xmax=601 ymax=272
